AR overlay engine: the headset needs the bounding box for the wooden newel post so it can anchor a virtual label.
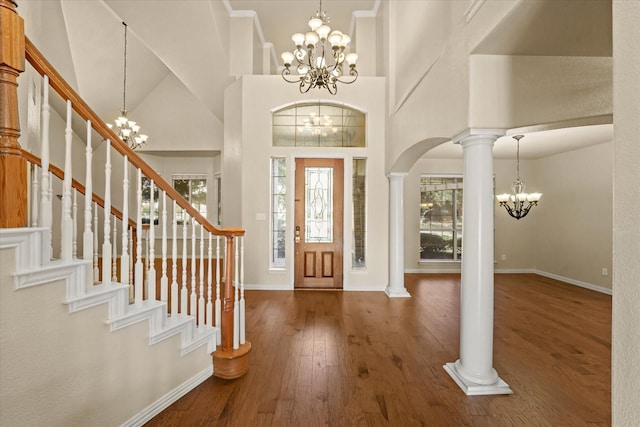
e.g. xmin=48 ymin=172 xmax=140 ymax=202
xmin=212 ymin=231 xmax=251 ymax=379
xmin=0 ymin=0 xmax=26 ymax=228
xmin=221 ymin=235 xmax=235 ymax=349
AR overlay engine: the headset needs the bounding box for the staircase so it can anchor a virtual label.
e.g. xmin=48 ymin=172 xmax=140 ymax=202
xmin=0 ymin=227 xmax=217 ymax=426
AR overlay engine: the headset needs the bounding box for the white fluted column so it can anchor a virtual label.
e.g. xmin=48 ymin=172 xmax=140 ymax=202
xmin=444 ymin=129 xmax=511 ymax=396
xmin=385 ymin=172 xmax=410 ymax=298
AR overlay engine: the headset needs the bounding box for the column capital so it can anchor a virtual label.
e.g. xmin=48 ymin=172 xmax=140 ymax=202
xmin=452 ymin=128 xmax=506 ymax=145
xmin=387 ymin=172 xmax=408 ymax=180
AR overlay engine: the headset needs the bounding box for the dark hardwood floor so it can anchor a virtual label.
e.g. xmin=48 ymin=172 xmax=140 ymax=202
xmin=144 ymin=274 xmax=612 ymax=426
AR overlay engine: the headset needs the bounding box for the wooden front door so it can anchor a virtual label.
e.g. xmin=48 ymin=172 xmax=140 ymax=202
xmin=294 ymin=158 xmax=343 ymax=289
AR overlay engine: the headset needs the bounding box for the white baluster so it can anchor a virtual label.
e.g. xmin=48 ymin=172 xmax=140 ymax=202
xmin=31 ymin=165 xmax=39 ymax=227
xmin=121 ymin=156 xmax=129 ymax=287
xmin=147 ymin=180 xmax=156 ymax=301
xmin=93 ymin=202 xmax=99 ymax=283
xmin=240 ymin=236 xmax=246 ymax=345
xmin=112 ymin=214 xmax=117 ymax=281
xmin=72 ymin=191 xmax=77 ymax=258
xmin=128 ymin=231 xmax=134 ymax=300
xmin=190 ymin=220 xmax=197 ymax=316
xmin=199 ymin=224 xmax=205 ymax=326
xmin=83 ymin=120 xmax=93 ymax=261
xmin=60 ymin=100 xmax=73 ymax=261
xmin=161 ymin=191 xmax=168 ymax=303
xmin=135 ymin=169 xmax=143 ymax=303
xmin=39 ymin=75 xmax=52 ymax=256
xmin=206 ymin=232 xmax=213 ymax=327
xmin=215 ymin=235 xmax=221 ymax=345
xmin=233 ymin=237 xmax=240 ymax=350
xmin=181 ymin=219 xmax=188 ymax=314
xmin=171 ymin=200 xmax=178 ymax=316
xmin=102 ymin=140 xmax=112 ymax=283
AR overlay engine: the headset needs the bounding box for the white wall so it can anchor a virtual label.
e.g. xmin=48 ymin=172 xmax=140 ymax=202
xmin=224 ymin=75 xmax=388 ymax=291
xmin=384 ymin=0 xmax=519 ymax=172
xmin=469 ymin=55 xmax=612 ymax=129
xmin=612 ymin=1 xmax=640 ymax=424
xmin=404 ymin=141 xmax=614 ymax=293
xmin=0 ymin=247 xmax=212 ymax=426
xmin=530 ymin=142 xmax=613 ymax=289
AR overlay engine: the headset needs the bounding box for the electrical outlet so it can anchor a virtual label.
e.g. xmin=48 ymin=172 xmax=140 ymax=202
xmin=501 ymin=254 xmax=506 ymax=261
xmin=602 ymin=268 xmax=608 ymax=276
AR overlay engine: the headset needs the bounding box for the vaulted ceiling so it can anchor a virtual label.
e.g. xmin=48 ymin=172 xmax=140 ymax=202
xmin=24 ymin=0 xmax=612 ymax=158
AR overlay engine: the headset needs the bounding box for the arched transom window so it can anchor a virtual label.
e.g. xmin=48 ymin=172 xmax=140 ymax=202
xmin=272 ymin=102 xmax=365 ymax=147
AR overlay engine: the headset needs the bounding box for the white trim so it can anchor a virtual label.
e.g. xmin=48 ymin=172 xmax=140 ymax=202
xmin=244 ymin=283 xmax=293 ymax=291
xmin=408 ymin=268 xmax=613 ymax=295
xmin=531 ymin=269 xmax=613 ymax=295
xmin=405 ymin=268 xmax=462 ymax=274
xmin=494 ymin=268 xmax=536 ymax=274
xmin=444 ymin=362 xmax=512 ymax=396
xmin=121 ymin=366 xmax=213 ymax=427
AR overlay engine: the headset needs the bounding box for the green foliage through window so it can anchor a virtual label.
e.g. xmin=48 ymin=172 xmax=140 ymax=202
xmin=420 ymin=176 xmax=463 ymax=261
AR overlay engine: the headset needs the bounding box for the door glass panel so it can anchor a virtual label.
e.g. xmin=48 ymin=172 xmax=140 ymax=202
xmin=305 ymin=167 xmax=333 ymax=243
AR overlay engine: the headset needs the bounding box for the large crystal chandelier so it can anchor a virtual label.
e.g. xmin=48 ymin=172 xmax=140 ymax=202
xmin=108 ymin=22 xmax=148 ymax=149
xmin=496 ymin=135 xmax=542 ymax=219
xmin=280 ymin=0 xmax=358 ymax=95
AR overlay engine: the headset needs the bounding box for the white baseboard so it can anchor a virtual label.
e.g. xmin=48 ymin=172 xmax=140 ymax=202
xmin=531 ymin=269 xmax=612 ymax=295
xmin=408 ymin=268 xmax=612 ymax=295
xmin=405 ymin=268 xmax=461 ymax=274
xmin=122 ymin=366 xmax=213 ymax=427
xmin=243 ymin=283 xmax=293 ymax=291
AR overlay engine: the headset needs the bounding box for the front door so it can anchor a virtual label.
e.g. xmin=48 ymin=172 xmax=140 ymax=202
xmin=294 ymin=158 xmax=343 ymax=289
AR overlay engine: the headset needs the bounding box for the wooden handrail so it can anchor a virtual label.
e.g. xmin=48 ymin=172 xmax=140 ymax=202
xmin=21 ymin=149 xmax=137 ymax=231
xmin=24 ymin=37 xmax=244 ymax=238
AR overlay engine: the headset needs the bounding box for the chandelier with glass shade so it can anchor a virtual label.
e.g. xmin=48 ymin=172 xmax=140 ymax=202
xmin=280 ymin=0 xmax=358 ymax=95
xmin=107 ymin=22 xmax=148 ymax=149
xmin=496 ymin=135 xmax=542 ymax=219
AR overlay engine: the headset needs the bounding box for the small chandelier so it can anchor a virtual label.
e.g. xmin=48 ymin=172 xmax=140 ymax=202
xmin=280 ymin=0 xmax=358 ymax=95
xmin=302 ymin=112 xmax=338 ymax=136
xmin=108 ymin=22 xmax=148 ymax=149
xmin=496 ymin=135 xmax=542 ymax=220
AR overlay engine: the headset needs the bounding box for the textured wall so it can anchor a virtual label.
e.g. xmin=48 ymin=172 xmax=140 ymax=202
xmin=612 ymin=1 xmax=640 ymax=425
xmin=0 ymin=247 xmax=212 ymax=426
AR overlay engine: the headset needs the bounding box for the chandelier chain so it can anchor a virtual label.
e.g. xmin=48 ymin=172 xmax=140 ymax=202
xmin=122 ymin=22 xmax=127 ymax=112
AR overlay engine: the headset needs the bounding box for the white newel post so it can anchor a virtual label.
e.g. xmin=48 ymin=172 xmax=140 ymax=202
xmin=444 ymin=129 xmax=512 ymax=396
xmin=83 ymin=121 xmax=93 ymax=261
xmin=385 ymin=172 xmax=410 ymax=298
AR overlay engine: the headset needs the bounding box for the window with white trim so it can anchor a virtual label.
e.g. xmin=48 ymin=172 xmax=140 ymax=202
xmin=420 ymin=175 xmax=463 ymax=261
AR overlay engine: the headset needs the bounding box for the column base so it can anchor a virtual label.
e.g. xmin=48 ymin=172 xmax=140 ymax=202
xmin=384 ymin=285 xmax=411 ymax=298
xmin=212 ymin=341 xmax=252 ymax=379
xmin=444 ymin=362 xmax=512 ymax=396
